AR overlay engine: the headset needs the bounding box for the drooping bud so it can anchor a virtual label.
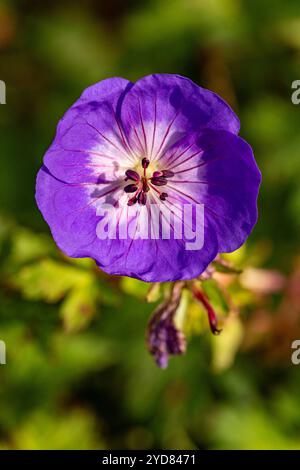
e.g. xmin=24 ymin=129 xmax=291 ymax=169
xmin=147 ymin=281 xmax=186 ymax=368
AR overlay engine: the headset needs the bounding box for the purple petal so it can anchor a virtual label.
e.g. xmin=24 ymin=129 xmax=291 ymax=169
xmin=43 ymin=78 xmax=134 ymax=185
xmin=119 ymin=73 xmax=240 ymax=161
xmin=161 ymin=130 xmax=261 ymax=253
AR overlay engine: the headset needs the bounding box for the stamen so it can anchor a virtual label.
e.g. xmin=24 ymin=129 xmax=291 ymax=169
xmin=152 ymin=171 xmax=164 ymax=178
xmin=138 ymin=191 xmax=147 ymax=205
xmin=125 ymin=169 xmax=140 ymax=182
xmin=124 ymin=184 xmax=138 ymax=193
xmin=150 ymin=177 xmax=168 ymax=186
xmin=123 ymin=159 xmax=173 ymax=206
xmin=142 ymin=158 xmax=150 ymax=169
xmin=127 ymin=195 xmax=138 ymax=206
xmin=162 ymin=170 xmax=174 ymax=178
xmin=159 ymin=192 xmax=168 ymax=201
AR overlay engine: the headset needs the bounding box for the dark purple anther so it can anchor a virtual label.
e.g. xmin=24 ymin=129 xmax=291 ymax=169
xmin=142 ymin=158 xmax=150 ymax=169
xmin=125 ymin=169 xmax=140 ymax=182
xmin=162 ymin=170 xmax=174 ymax=178
xmin=152 ymin=171 xmax=164 ymax=178
xmin=150 ymin=177 xmax=168 ymax=186
xmin=124 ymin=184 xmax=138 ymax=193
xmin=127 ymin=196 xmax=137 ymax=206
xmin=159 ymin=192 xmax=168 ymax=201
xmin=138 ymin=191 xmax=147 ymax=205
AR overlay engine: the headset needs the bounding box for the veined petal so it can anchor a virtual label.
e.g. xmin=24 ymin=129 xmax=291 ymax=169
xmin=162 ymin=130 xmax=261 ymax=253
xmin=96 ymin=219 xmax=219 ymax=282
xmin=43 ymin=78 xmax=135 ymax=185
xmin=119 ymin=73 xmax=240 ymax=162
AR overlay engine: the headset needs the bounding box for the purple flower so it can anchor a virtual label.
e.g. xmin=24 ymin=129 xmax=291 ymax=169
xmin=36 ymin=74 xmax=261 ymax=282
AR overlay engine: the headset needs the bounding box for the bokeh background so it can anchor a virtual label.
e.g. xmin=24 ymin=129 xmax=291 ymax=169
xmin=0 ymin=0 xmax=300 ymax=450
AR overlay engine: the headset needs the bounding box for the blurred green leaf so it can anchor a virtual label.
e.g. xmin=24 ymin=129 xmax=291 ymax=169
xmin=1 ymin=409 xmax=105 ymax=450
xmin=60 ymin=279 xmax=98 ymax=333
xmin=12 ymin=259 xmax=94 ymax=303
xmin=211 ymin=315 xmax=244 ymax=372
xmin=120 ymin=277 xmax=149 ymax=299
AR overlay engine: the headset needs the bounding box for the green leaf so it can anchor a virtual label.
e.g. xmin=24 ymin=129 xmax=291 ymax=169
xmin=12 ymin=259 xmax=94 ymax=303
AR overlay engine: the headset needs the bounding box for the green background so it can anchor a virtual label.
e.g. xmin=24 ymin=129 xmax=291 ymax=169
xmin=0 ymin=0 xmax=300 ymax=449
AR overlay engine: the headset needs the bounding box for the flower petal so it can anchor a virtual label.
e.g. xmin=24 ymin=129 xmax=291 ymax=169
xmin=36 ymin=165 xmax=126 ymax=259
xmin=163 ymin=130 xmax=261 ymax=252
xmin=43 ymin=78 xmax=135 ymax=185
xmin=119 ymin=73 xmax=240 ymax=161
xmin=96 ymin=221 xmax=219 ymax=282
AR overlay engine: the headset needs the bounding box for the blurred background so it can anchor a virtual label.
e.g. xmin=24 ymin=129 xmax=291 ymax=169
xmin=0 ymin=0 xmax=300 ymax=450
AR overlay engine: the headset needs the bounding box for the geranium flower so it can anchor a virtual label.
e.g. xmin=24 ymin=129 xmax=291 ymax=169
xmin=36 ymin=74 xmax=261 ymax=283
